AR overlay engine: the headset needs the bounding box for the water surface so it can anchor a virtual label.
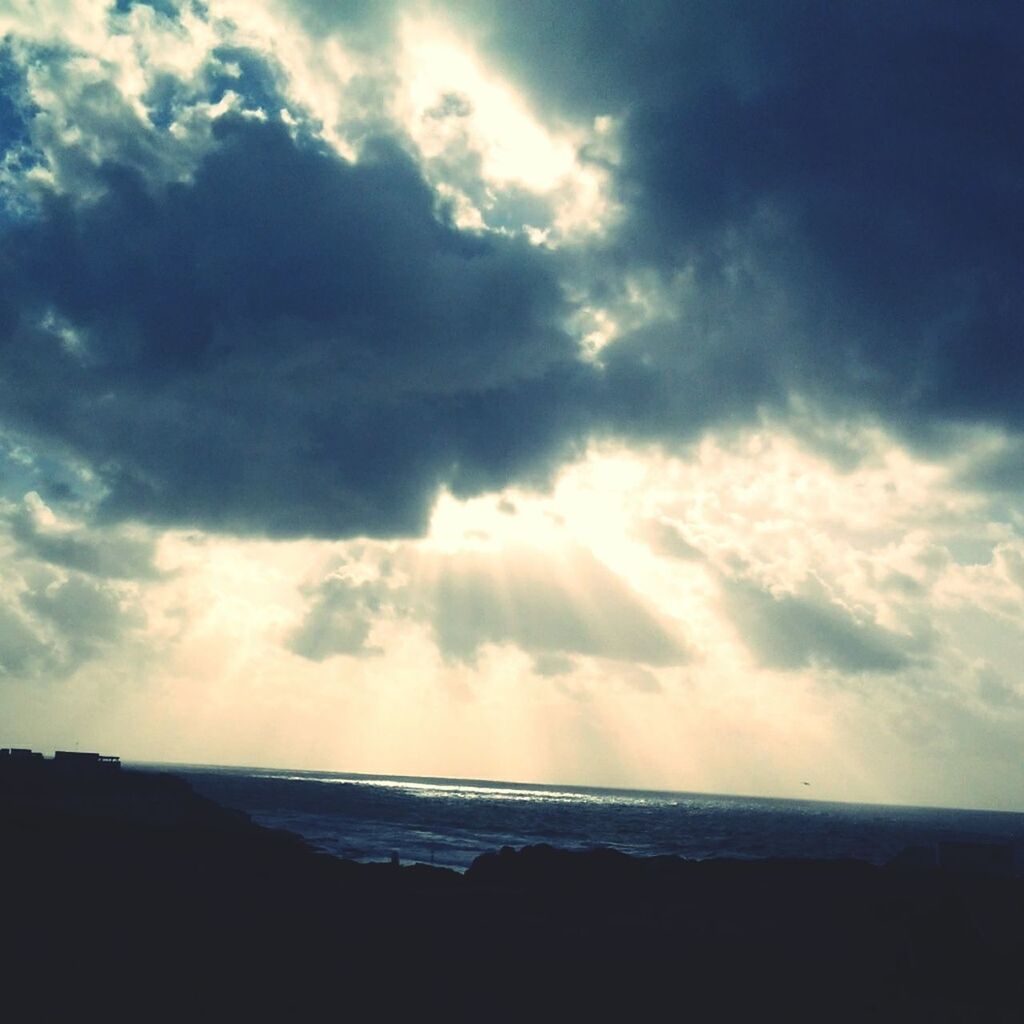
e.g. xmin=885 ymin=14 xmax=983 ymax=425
xmin=139 ymin=763 xmax=1024 ymax=874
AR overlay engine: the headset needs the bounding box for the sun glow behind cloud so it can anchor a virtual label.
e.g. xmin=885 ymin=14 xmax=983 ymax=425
xmin=208 ymin=0 xmax=372 ymax=161
xmin=398 ymin=20 xmax=574 ymax=191
xmin=394 ymin=16 xmax=616 ymax=239
xmin=7 ymin=426 xmax=1019 ymax=805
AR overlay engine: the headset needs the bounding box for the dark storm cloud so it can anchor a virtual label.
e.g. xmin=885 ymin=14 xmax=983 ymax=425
xmin=289 ymin=577 xmax=384 ymax=659
xmin=0 ymin=604 xmax=55 ymax=677
xmin=3 ymin=3 xmax=1023 ymax=542
xmin=266 ymin=0 xmax=402 ymax=49
xmin=4 ymin=500 xmax=161 ymax=580
xmin=22 ymin=574 xmax=135 ymax=648
xmin=0 ymin=571 xmax=142 ymax=680
xmin=975 ymin=666 xmax=1023 ymax=710
xmin=530 ymin=651 xmax=575 ymax=678
xmin=636 ymin=519 xmax=703 ymax=563
xmin=0 ymin=43 xmax=34 ymax=156
xmin=472 ymin=1 xmax=1024 ymax=443
xmin=723 ymin=579 xmax=916 ymax=676
xmin=954 ymin=438 xmax=1024 ymax=498
xmin=0 ymin=113 xmax=591 ymax=536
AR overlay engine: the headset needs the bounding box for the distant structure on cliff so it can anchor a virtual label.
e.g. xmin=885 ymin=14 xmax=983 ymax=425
xmin=1 ymin=748 xmax=121 ymax=770
xmin=0 ymin=747 xmax=44 ymax=763
xmin=54 ymin=750 xmax=121 ymax=770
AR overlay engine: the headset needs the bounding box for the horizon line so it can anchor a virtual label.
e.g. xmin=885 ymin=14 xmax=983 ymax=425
xmin=123 ymin=754 xmax=1024 ymax=818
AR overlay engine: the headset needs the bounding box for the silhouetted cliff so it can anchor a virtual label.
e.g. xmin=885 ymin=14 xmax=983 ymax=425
xmin=2 ymin=757 xmax=1020 ymax=1021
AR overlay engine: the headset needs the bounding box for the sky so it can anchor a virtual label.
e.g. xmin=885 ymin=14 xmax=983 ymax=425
xmin=1 ymin=0 xmax=1023 ymax=811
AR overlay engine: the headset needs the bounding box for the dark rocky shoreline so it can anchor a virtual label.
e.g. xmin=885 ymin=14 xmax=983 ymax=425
xmin=2 ymin=755 xmax=1020 ymax=1020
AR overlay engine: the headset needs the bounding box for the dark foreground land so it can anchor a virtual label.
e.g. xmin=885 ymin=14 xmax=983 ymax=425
xmin=2 ymin=756 xmax=1021 ymax=1022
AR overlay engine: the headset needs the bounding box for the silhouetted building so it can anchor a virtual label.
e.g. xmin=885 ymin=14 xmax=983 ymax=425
xmin=53 ymin=751 xmax=122 ymax=770
xmin=0 ymin=748 xmax=45 ymax=762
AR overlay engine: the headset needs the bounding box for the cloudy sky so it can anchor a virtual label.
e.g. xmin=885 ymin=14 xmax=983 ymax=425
xmin=1 ymin=0 xmax=1022 ymax=810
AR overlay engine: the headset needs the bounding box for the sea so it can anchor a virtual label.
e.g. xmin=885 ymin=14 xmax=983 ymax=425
xmin=139 ymin=762 xmax=1024 ymax=875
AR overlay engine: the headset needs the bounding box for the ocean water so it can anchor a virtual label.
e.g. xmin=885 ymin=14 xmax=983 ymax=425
xmin=142 ymin=763 xmax=1024 ymax=875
